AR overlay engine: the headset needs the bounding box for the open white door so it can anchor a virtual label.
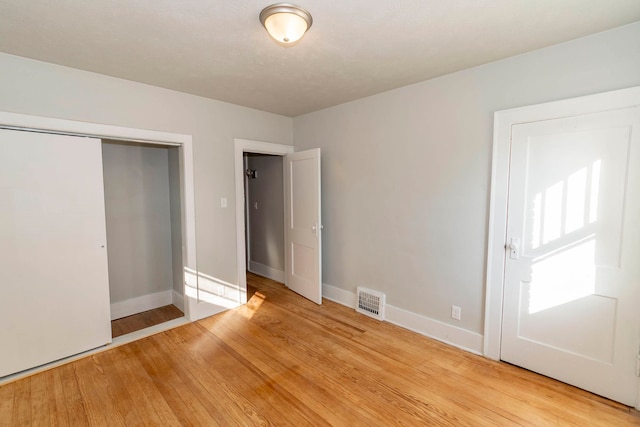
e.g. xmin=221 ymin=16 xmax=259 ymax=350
xmin=501 ymin=107 xmax=640 ymax=406
xmin=0 ymin=129 xmax=112 ymax=377
xmin=284 ymin=148 xmax=322 ymax=304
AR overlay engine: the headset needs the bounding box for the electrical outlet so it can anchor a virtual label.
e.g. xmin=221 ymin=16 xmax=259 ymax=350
xmin=220 ymin=197 xmax=227 ymax=208
xmin=451 ymin=305 xmax=461 ymax=321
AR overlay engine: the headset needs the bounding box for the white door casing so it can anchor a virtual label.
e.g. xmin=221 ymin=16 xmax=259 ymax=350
xmin=502 ymin=107 xmax=640 ymax=406
xmin=484 ymin=86 xmax=640 ymax=409
xmin=0 ymin=130 xmax=112 ymax=377
xmin=284 ymin=148 xmax=322 ymax=304
xmin=234 ymin=138 xmax=294 ymax=305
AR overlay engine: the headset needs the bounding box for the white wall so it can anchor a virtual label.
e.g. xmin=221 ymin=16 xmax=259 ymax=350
xmin=168 ymin=146 xmax=184 ymax=296
xmin=293 ymin=23 xmax=640 ymax=336
xmin=102 ymin=142 xmax=173 ymax=303
xmin=246 ymin=154 xmax=285 ymax=276
xmin=0 ymin=52 xmax=293 ymax=296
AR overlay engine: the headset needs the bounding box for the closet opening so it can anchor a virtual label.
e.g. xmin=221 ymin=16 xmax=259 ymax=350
xmin=102 ymin=140 xmax=185 ymax=337
xmin=243 ymin=152 xmax=285 ymax=299
xmin=1 ymin=112 xmax=200 ymax=382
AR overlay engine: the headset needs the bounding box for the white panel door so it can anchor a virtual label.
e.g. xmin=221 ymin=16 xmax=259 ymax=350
xmin=0 ymin=129 xmax=112 ymax=377
xmin=501 ymin=107 xmax=640 ymax=405
xmin=284 ymin=148 xmax=322 ymax=304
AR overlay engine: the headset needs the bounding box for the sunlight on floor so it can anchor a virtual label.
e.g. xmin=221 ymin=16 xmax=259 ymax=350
xmin=238 ymin=291 xmax=266 ymax=319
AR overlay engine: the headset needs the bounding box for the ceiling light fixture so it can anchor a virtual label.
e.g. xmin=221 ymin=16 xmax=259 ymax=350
xmin=259 ymin=3 xmax=313 ymax=45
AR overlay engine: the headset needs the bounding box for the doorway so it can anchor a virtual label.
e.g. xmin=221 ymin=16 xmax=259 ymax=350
xmin=234 ymin=139 xmax=293 ymax=304
xmin=234 ymin=139 xmax=323 ymax=306
xmin=0 ymin=110 xmax=209 ymax=380
xmin=102 ymin=140 xmax=185 ymax=338
xmin=244 ymin=153 xmax=285 ymax=298
xmin=484 ymin=87 xmax=640 ymax=408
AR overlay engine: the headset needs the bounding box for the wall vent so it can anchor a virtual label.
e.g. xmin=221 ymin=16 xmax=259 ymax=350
xmin=356 ymin=287 xmax=385 ymax=321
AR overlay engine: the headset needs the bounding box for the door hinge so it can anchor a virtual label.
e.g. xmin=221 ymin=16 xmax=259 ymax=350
xmin=637 ymin=354 xmax=640 ymax=377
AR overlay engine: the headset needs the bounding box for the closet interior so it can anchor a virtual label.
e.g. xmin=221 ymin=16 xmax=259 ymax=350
xmin=102 ymin=140 xmax=185 ymax=337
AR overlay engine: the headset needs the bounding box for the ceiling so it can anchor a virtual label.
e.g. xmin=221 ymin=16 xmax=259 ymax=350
xmin=1 ymin=1 xmax=639 ymax=117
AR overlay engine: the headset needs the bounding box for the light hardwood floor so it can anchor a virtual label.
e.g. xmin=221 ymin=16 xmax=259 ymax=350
xmin=1 ymin=273 xmax=639 ymax=426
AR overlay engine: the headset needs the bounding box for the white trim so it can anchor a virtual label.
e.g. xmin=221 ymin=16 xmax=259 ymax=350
xmin=110 ymin=290 xmax=173 ymax=320
xmin=0 ymin=111 xmax=187 ymax=145
xmin=178 ymin=134 xmax=198 ymax=322
xmin=172 ymin=290 xmax=185 ymax=312
xmin=386 ymin=306 xmax=483 ymax=355
xmin=322 ymin=283 xmax=483 ymax=355
xmin=249 ymin=261 xmax=285 ymax=283
xmin=484 ymin=86 xmax=640 ymax=362
xmin=244 ymin=155 xmax=252 ymax=265
xmin=322 ymin=282 xmax=357 ymax=307
xmin=234 ymin=138 xmax=294 ymax=305
xmin=0 ymin=110 xmax=200 ymax=323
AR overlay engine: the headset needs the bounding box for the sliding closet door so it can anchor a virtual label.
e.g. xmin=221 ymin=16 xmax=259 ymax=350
xmin=0 ymin=129 xmax=111 ymax=377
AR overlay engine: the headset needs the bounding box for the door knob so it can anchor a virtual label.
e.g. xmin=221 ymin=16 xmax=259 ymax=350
xmin=507 ymin=238 xmax=519 ymax=259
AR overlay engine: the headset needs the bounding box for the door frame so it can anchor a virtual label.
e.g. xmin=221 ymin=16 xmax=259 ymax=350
xmin=0 ymin=111 xmax=201 ymax=321
xmin=483 ymin=86 xmax=640 ymax=408
xmin=234 ymin=138 xmax=294 ymax=304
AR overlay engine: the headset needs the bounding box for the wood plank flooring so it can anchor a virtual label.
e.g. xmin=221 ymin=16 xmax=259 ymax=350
xmin=1 ymin=272 xmax=639 ymax=426
xmin=111 ymin=305 xmax=184 ymax=338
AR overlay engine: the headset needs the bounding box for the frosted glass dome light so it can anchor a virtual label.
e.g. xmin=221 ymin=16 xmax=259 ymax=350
xmin=260 ymin=3 xmax=313 ymax=45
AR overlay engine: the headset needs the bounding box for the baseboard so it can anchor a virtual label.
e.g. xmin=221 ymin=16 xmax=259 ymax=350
xmin=172 ymin=290 xmax=185 ymax=312
xmin=249 ymin=260 xmax=285 ymax=283
xmin=110 ymin=290 xmax=173 ymax=320
xmin=322 ymin=283 xmax=483 ymax=355
xmin=322 ymin=282 xmax=357 ymax=307
xmin=385 ymin=305 xmax=483 ymax=355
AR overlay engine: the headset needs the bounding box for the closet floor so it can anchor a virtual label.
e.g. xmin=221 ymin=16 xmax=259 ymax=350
xmin=111 ymin=305 xmax=184 ymax=338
